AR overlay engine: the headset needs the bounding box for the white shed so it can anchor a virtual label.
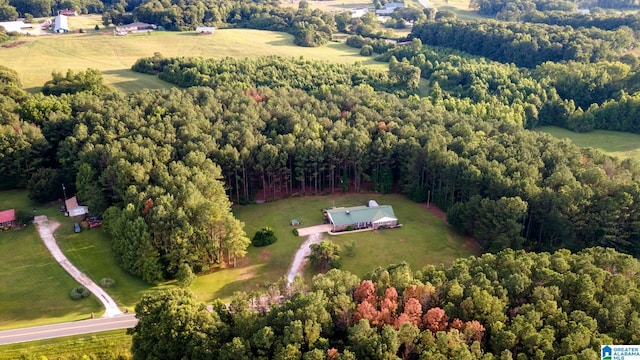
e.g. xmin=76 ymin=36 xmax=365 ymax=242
xmin=54 ymin=14 xmax=69 ymax=33
xmin=195 ymin=26 xmax=215 ymax=34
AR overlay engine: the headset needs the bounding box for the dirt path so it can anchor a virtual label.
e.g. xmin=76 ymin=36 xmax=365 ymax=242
xmin=286 ymin=233 xmax=324 ymax=285
xmin=33 ymin=216 xmax=122 ymax=318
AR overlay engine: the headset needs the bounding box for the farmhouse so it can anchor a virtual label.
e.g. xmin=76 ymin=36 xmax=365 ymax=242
xmin=57 ymin=9 xmax=78 ymax=16
xmin=0 ymin=209 xmax=16 ymax=230
xmin=65 ymin=196 xmax=88 ymax=217
xmin=54 ymin=14 xmax=69 ymax=33
xmin=376 ymin=2 xmax=404 ymax=16
xmin=325 ymin=201 xmax=398 ymax=232
xmin=349 ymin=8 xmax=369 ymax=18
xmin=195 ymin=26 xmax=216 ymax=34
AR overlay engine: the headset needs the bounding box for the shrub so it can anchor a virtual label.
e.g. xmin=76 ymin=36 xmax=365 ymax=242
xmin=252 ymin=227 xmax=277 ymax=247
xmin=292 ymin=228 xmax=299 ymax=236
xmin=100 ymin=278 xmax=116 ymax=288
xmin=70 ymin=286 xmax=90 ymax=300
xmin=360 ymin=45 xmax=373 ymax=56
xmin=346 ymin=225 xmax=354 ymax=231
xmin=345 ymin=240 xmax=356 ymax=257
xmin=94 ymin=25 xmax=100 ymax=31
xmin=176 ymin=263 xmax=196 ymax=287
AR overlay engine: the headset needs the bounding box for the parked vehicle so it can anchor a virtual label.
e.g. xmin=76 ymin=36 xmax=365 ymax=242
xmin=90 ymin=220 xmax=102 ymax=228
xmin=73 ymin=222 xmax=81 ymax=233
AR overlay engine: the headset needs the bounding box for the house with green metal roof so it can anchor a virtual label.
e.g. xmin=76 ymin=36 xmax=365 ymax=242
xmin=324 ymin=203 xmax=398 ymax=232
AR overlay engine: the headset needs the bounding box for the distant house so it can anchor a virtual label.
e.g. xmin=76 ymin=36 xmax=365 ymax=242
xmin=376 ymin=2 xmax=404 ymax=15
xmin=0 ymin=20 xmax=34 ymax=34
xmin=65 ymin=196 xmax=88 ymax=217
xmin=349 ymin=8 xmax=369 ymax=18
xmin=54 ymin=14 xmax=69 ymax=33
xmin=195 ymin=26 xmax=216 ymax=34
xmin=57 ymin=9 xmax=78 ymax=16
xmin=325 ymin=202 xmax=398 ymax=232
xmin=0 ymin=209 xmax=16 ymax=230
xmin=115 ymin=22 xmax=156 ymax=34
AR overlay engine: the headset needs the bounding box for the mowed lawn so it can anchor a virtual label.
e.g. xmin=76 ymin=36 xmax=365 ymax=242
xmin=0 ymin=22 xmax=387 ymax=93
xmin=192 ymin=193 xmax=478 ymax=302
xmin=0 ymin=329 xmax=131 ymax=359
xmin=537 ymin=126 xmax=640 ymax=161
xmin=0 ymin=190 xmax=102 ymax=330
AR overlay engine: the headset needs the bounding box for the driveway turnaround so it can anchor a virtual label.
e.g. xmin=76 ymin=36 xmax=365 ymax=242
xmin=33 ymin=216 xmax=123 ymax=318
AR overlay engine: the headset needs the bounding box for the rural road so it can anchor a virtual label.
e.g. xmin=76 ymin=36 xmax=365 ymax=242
xmin=0 ymin=315 xmax=138 ymax=345
xmin=33 ymin=216 xmax=123 ymax=317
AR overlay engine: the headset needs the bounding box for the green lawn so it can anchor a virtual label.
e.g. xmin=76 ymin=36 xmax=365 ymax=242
xmin=537 ymin=126 xmax=640 ymax=161
xmin=0 ymin=190 xmax=102 ymax=330
xmin=1 ymin=22 xmax=386 ymax=93
xmin=0 ymin=329 xmax=131 ymax=359
xmin=192 ymin=193 xmax=478 ymax=302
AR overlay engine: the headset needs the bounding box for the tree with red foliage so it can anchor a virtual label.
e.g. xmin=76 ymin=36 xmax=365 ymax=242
xmin=423 ymin=307 xmax=449 ymax=333
xmin=355 ymin=299 xmax=379 ymax=325
xmin=377 ymin=287 xmax=399 ymax=325
xmin=354 ymin=280 xmax=377 ymax=305
xmin=396 ymin=297 xmax=422 ymax=328
xmin=463 ymin=320 xmax=485 ymax=343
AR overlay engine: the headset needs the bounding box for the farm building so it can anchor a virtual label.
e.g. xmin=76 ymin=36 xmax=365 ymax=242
xmin=115 ymin=22 xmax=156 ymax=34
xmin=349 ymin=8 xmax=369 ymax=18
xmin=325 ymin=202 xmax=398 ymax=232
xmin=0 ymin=20 xmax=33 ymax=34
xmin=54 ymin=14 xmax=69 ymax=33
xmin=0 ymin=209 xmax=16 ymax=230
xmin=195 ymin=26 xmax=216 ymax=34
xmin=376 ymin=2 xmax=404 ymax=15
xmin=65 ymin=196 xmax=88 ymax=217
xmin=57 ymin=9 xmax=78 ymax=16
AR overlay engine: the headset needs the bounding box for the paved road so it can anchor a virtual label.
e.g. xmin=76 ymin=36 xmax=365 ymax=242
xmin=34 ymin=216 xmax=122 ymax=317
xmin=0 ymin=315 xmax=138 ymax=345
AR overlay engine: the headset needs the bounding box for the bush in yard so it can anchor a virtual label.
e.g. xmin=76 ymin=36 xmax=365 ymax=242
xmin=252 ymin=227 xmax=277 ymax=247
xmin=292 ymin=228 xmax=299 ymax=236
xmin=176 ymin=263 xmax=196 ymax=287
xmin=70 ymin=286 xmax=90 ymax=300
xmin=100 ymin=278 xmax=116 ymax=288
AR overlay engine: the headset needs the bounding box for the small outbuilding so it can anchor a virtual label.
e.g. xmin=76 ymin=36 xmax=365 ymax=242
xmin=65 ymin=196 xmax=88 ymax=217
xmin=195 ymin=26 xmax=216 ymax=34
xmin=54 ymin=14 xmax=69 ymax=33
xmin=0 ymin=209 xmax=16 ymax=230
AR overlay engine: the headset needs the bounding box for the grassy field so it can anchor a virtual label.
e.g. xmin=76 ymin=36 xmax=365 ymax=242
xmin=1 ymin=19 xmax=387 ymax=93
xmin=537 ymin=126 xmax=640 ymax=161
xmin=192 ymin=193 xmax=478 ymax=302
xmin=0 ymin=190 xmax=102 ymax=330
xmin=0 ymin=329 xmax=131 ymax=359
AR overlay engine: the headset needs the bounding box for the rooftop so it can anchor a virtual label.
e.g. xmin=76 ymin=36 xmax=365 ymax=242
xmin=326 ymin=205 xmax=396 ymax=226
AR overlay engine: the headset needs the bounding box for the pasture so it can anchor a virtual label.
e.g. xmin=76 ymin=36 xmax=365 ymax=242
xmin=538 ymin=126 xmax=640 ymax=161
xmin=0 ymin=23 xmax=386 ymax=93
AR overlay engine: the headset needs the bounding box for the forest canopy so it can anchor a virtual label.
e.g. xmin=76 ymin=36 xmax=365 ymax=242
xmin=129 ymin=247 xmax=640 ymax=359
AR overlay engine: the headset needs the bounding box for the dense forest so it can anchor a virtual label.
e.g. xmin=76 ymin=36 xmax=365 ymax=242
xmin=130 ymin=247 xmax=640 ymax=359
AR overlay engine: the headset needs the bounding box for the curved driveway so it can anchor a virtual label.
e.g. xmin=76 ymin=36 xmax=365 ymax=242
xmin=34 ymin=216 xmax=122 ymax=318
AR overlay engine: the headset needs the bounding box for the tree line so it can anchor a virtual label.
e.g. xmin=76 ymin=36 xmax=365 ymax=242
xmin=129 ymin=247 xmax=640 ymax=359
xmin=409 ymin=19 xmax=637 ymax=68
xmin=131 ymin=54 xmax=421 ymax=97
